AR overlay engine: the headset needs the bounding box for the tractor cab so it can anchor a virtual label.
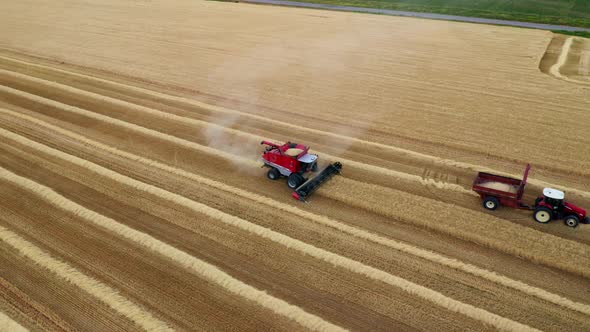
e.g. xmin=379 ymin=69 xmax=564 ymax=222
xmin=534 ymin=187 xmax=589 ymax=227
xmin=537 ymin=188 xmax=565 ymax=211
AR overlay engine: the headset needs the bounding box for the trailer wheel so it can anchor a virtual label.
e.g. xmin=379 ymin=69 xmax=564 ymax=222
xmin=287 ymin=173 xmax=304 ymax=189
xmin=267 ymin=168 xmax=280 ymax=180
xmin=482 ymin=196 xmax=499 ymax=210
xmin=533 ymin=207 xmax=552 ymax=224
xmin=564 ymin=215 xmax=579 ymax=228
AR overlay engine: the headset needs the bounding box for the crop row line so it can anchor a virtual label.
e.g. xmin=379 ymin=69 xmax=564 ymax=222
xmin=2 ymin=107 xmax=589 ymax=316
xmin=1 ymin=82 xmax=588 ymax=277
xmin=0 ymin=123 xmax=538 ymax=331
xmin=1 ymin=56 xmax=589 ymax=195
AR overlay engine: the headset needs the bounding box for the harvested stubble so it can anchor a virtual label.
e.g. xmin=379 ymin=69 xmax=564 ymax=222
xmin=0 ymin=70 xmax=466 ymax=194
xmin=0 ymin=54 xmax=556 ymax=190
xmin=3 ymin=107 xmax=589 ymax=316
xmin=0 ymin=277 xmax=76 ymax=332
xmin=3 ymin=72 xmax=590 ymax=308
xmin=4 ymin=52 xmax=589 ymax=202
xmin=550 ymin=36 xmax=590 ymax=85
xmin=0 ymin=310 xmax=27 ymax=332
xmin=5 ymin=67 xmax=590 ymax=207
xmin=0 ymin=128 xmax=541 ymax=332
xmin=323 ymin=177 xmax=590 ymax=278
xmin=0 ymin=84 xmax=260 ymax=168
xmin=3 ymin=0 xmax=589 ymax=179
xmin=0 ymin=163 xmax=343 ymax=332
xmin=0 ymin=222 xmax=171 ymax=332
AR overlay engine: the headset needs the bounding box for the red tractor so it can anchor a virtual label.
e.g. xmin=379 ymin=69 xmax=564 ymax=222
xmin=472 ymin=164 xmax=589 ymax=227
xmin=533 ymin=188 xmax=589 ymax=227
xmin=260 ymin=140 xmax=342 ymax=201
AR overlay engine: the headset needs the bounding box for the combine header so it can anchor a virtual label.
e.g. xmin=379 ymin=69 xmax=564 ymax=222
xmin=292 ymin=162 xmax=342 ymax=201
xmin=260 ymin=140 xmax=342 ymax=202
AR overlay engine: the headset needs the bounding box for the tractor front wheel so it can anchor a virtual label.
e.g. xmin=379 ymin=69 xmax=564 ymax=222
xmin=533 ymin=207 xmax=552 ymax=224
xmin=482 ymin=196 xmax=499 ymax=210
xmin=287 ymin=173 xmax=304 ymax=189
xmin=564 ymin=215 xmax=579 ymax=228
xmin=267 ymin=168 xmax=280 ymax=180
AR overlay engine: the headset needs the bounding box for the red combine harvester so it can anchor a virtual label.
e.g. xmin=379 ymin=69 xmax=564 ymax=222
xmin=472 ymin=164 xmax=589 ymax=227
xmin=260 ymin=140 xmax=342 ymax=201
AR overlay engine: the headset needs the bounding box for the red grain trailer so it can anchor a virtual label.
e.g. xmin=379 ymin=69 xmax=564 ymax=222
xmin=472 ymin=164 xmax=531 ymax=210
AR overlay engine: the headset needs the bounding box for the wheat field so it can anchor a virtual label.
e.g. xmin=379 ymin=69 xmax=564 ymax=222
xmin=0 ymin=0 xmax=589 ymax=331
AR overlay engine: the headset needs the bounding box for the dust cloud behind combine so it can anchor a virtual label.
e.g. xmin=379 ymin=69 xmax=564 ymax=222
xmin=203 ymin=25 xmax=377 ymax=164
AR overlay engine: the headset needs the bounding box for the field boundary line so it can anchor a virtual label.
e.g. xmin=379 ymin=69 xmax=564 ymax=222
xmin=0 ymin=222 xmax=172 ymax=332
xmin=0 ymin=69 xmax=468 ymax=194
xmin=3 ymin=108 xmax=589 ymax=316
xmin=0 ymin=127 xmax=540 ymax=332
xmin=0 ymin=309 xmax=27 ymax=332
xmin=1 ymin=57 xmax=589 ymax=198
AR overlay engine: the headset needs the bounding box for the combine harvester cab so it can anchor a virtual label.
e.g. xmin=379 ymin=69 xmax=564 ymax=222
xmin=260 ymin=140 xmax=342 ymax=202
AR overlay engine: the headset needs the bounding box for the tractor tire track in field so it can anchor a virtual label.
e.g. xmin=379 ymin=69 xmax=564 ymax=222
xmin=1 ymin=54 xmax=590 ymax=330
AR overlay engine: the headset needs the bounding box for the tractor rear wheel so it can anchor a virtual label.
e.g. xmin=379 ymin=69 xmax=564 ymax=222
xmin=287 ymin=173 xmax=304 ymax=189
xmin=482 ymin=196 xmax=499 ymax=210
xmin=267 ymin=168 xmax=280 ymax=180
xmin=533 ymin=207 xmax=552 ymax=224
xmin=564 ymin=215 xmax=579 ymax=228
